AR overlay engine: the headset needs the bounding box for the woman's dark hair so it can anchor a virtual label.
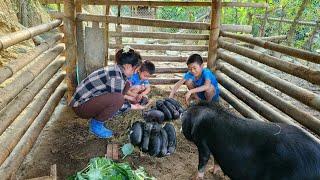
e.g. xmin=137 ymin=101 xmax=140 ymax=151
xmin=186 ymin=54 xmax=203 ymax=65
xmin=140 ymin=60 xmax=155 ymax=75
xmin=115 ymin=48 xmax=142 ymax=67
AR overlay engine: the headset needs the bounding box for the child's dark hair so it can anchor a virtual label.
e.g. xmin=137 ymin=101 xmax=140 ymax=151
xmin=186 ymin=54 xmax=203 ymax=65
xmin=140 ymin=60 xmax=155 ymax=75
xmin=115 ymin=48 xmax=142 ymax=67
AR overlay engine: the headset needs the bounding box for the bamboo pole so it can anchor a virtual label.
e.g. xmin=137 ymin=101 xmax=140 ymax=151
xmin=0 ymin=44 xmax=65 ymax=111
xmin=220 ymin=31 xmax=320 ymax=64
xmin=64 ymin=0 xmax=77 ymax=102
xmin=76 ymin=0 xmax=86 ymax=82
xmin=109 ymin=31 xmax=209 ymax=40
xmin=0 ymin=34 xmax=63 ymax=84
xmin=110 ymin=55 xmax=208 ymax=62
xmin=219 ymin=86 xmax=265 ymax=122
xmin=216 ymin=71 xmax=320 ymax=143
xmin=149 ymin=78 xmax=180 ymax=85
xmin=254 ymin=15 xmax=317 ymax=26
xmin=217 ymin=50 xmax=320 ymax=111
xmin=0 ymin=83 xmax=66 ymax=178
xmin=105 ymin=0 xmax=110 ymax=66
xmin=218 ymin=39 xmax=320 ymax=85
xmin=0 ymin=71 xmax=65 ymax=166
xmin=109 ymin=43 xmax=208 ymax=51
xmin=155 ymin=67 xmax=188 ymax=74
xmin=77 ymin=14 xmax=252 ymax=33
xmin=258 ymin=35 xmax=287 ymax=41
xmin=0 ymin=58 xmax=65 ymax=136
xmin=40 ymin=0 xmax=268 ymax=8
xmin=217 ymin=63 xmax=320 ymax=136
xmin=0 ymin=20 xmax=62 ymax=51
xmin=207 ymin=0 xmax=221 ymax=68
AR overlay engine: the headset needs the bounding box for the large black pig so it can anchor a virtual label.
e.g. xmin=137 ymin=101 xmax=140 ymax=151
xmin=181 ymin=101 xmax=320 ymax=179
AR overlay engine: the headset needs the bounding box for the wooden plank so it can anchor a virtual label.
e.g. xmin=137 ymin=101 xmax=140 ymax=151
xmin=110 ymin=55 xmax=208 ymax=62
xmin=109 ymin=43 xmax=208 ymax=51
xmin=76 ymin=0 xmax=86 ymax=82
xmin=85 ymin=23 xmax=106 ymax=75
xmin=77 ymin=15 xmax=252 ymax=33
xmin=254 ymin=15 xmax=317 ymax=26
xmin=109 ymin=31 xmax=209 ymax=40
xmin=155 ymin=67 xmax=188 ymax=73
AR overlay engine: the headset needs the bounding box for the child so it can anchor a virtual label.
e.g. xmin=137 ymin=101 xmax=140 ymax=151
xmin=169 ymin=54 xmax=220 ymax=105
xmin=126 ymin=60 xmax=155 ymax=105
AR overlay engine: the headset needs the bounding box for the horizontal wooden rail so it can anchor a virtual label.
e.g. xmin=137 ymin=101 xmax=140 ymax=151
xmin=258 ymin=35 xmax=287 ymax=41
xmin=220 ymin=31 xmax=320 ymax=64
xmin=109 ymin=31 xmax=209 ymax=40
xmin=217 ymin=63 xmax=320 ymax=136
xmin=40 ymin=0 xmax=268 ymax=8
xmin=0 ymin=20 xmax=62 ymax=51
xmin=219 ymin=86 xmax=265 ymax=121
xmin=0 ymin=71 xmax=65 ymax=166
xmin=218 ymin=50 xmax=320 ymax=111
xmin=110 ymin=55 xmax=208 ymax=62
xmin=155 ymin=67 xmax=188 ymax=73
xmin=254 ymin=15 xmax=317 ymax=26
xmin=77 ymin=14 xmax=252 ymax=33
xmin=149 ymin=78 xmax=180 ymax=85
xmin=0 ymin=58 xmax=65 ymax=136
xmin=0 ymin=33 xmax=63 ymax=84
xmin=109 ymin=43 xmax=208 ymax=51
xmin=0 ymin=83 xmax=66 ymax=178
xmin=218 ymin=39 xmax=320 ymax=85
xmin=216 ymin=71 xmax=320 ymax=143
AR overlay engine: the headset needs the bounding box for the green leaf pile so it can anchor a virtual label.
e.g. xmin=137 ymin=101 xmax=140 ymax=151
xmin=68 ymin=157 xmax=155 ymax=180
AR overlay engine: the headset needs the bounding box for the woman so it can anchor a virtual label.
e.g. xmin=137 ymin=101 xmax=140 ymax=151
xmin=69 ymin=47 xmax=144 ymax=138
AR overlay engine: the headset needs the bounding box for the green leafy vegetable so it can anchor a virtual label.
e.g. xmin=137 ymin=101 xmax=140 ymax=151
xmin=68 ymin=157 xmax=155 ymax=180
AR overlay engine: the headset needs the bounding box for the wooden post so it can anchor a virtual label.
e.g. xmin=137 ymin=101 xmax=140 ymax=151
xmin=76 ymin=0 xmax=86 ymax=82
xmin=105 ymin=0 xmax=110 ymax=66
xmin=207 ymin=0 xmax=221 ymax=69
xmin=57 ymin=3 xmax=61 ymax=12
xmin=64 ymin=0 xmax=77 ymax=102
xmin=115 ymin=5 xmax=122 ymax=46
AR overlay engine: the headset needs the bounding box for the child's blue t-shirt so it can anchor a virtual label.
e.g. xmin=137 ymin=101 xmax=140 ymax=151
xmin=183 ymin=68 xmax=220 ymax=101
xmin=128 ymin=72 xmax=150 ymax=86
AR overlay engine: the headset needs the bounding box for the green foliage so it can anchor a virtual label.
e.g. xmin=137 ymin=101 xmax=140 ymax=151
xmin=68 ymin=157 xmax=155 ymax=180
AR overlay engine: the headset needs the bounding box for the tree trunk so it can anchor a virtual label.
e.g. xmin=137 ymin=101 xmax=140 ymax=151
xmin=287 ymin=0 xmax=309 ymax=46
xmin=259 ymin=0 xmax=269 ymax=37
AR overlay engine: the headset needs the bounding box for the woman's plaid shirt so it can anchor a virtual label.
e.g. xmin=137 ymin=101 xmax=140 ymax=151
xmin=69 ymin=64 xmax=127 ymax=107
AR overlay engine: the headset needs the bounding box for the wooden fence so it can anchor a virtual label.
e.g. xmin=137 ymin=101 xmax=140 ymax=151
xmin=0 ymin=20 xmax=66 ymax=178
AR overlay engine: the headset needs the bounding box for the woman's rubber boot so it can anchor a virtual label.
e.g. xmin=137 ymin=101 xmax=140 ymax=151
xmin=89 ymin=118 xmax=113 ymax=138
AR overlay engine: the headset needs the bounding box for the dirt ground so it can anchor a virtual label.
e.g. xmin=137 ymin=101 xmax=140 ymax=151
xmin=16 ymin=88 xmax=232 ymax=180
